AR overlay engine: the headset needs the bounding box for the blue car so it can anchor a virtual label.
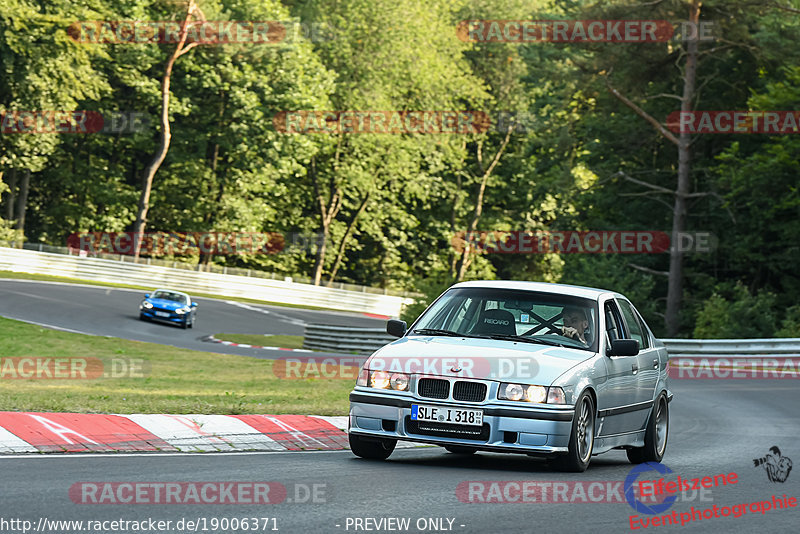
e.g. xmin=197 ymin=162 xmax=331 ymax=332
xmin=139 ymin=289 xmax=197 ymax=329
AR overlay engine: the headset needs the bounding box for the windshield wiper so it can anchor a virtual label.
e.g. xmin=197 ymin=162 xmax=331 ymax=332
xmin=410 ymin=328 xmax=466 ymax=337
xmin=477 ymin=334 xmax=566 ymax=348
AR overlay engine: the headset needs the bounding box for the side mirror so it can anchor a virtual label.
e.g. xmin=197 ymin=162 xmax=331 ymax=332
xmin=191 ymin=302 xmax=198 ymax=308
xmin=608 ymin=339 xmax=639 ymax=357
xmin=144 ymin=294 xmax=150 ymax=298
xmin=386 ymin=319 xmax=407 ymax=338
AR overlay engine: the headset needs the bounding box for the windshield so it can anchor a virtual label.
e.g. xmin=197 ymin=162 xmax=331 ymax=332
xmin=150 ymin=291 xmax=188 ymax=304
xmin=411 ymin=287 xmax=598 ymax=352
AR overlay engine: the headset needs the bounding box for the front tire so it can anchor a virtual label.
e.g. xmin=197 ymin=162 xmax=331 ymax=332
xmin=627 ymin=392 xmax=669 ymax=464
xmin=349 ymin=433 xmax=396 ymax=460
xmin=552 ymin=391 xmax=595 ymax=472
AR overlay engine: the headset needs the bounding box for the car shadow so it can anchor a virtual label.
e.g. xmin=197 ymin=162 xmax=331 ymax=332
xmin=351 ymin=447 xmax=634 ymax=475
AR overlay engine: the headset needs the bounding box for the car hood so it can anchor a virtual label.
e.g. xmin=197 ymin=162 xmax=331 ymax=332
xmin=146 ymin=298 xmax=186 ymax=310
xmin=367 ymin=336 xmax=594 ymax=385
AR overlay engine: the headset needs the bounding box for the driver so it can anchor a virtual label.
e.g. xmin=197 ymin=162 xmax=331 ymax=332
xmin=561 ymin=306 xmax=589 ymax=344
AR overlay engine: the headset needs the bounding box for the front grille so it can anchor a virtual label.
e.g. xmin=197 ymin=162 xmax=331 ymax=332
xmin=151 ymin=307 xmax=173 ymax=314
xmin=452 ymin=381 xmax=487 ymax=402
xmin=405 ymin=416 xmax=490 ymax=441
xmin=418 ymin=378 xmax=449 ymax=399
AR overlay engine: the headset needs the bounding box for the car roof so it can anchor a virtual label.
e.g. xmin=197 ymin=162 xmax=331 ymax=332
xmin=151 ymin=288 xmax=191 ymax=299
xmin=450 ymin=280 xmax=620 ymax=301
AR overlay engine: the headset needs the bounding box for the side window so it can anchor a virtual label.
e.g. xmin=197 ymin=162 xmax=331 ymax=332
xmin=633 ymin=308 xmax=651 ymax=349
xmin=618 ymin=300 xmax=646 ymax=349
xmin=604 ymin=302 xmax=626 ymax=343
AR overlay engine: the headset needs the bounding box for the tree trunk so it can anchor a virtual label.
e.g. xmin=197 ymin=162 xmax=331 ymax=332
xmin=326 ymin=192 xmax=370 ymax=286
xmin=5 ymin=168 xmax=16 ymax=221
xmin=665 ymin=0 xmax=701 ymax=337
xmin=605 ymin=1 xmax=701 ymax=336
xmin=132 ymin=1 xmax=203 ymax=259
xmin=15 ymin=169 xmax=30 ymax=243
xmin=310 ymin=157 xmax=342 ymax=285
xmin=453 ymin=128 xmax=514 ymax=281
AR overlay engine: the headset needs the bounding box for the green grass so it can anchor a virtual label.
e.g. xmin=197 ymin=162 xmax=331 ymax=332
xmin=0 ymin=270 xmax=342 ymax=311
xmin=0 ymin=316 xmax=352 ymax=415
xmin=214 ymin=333 xmax=305 ymax=349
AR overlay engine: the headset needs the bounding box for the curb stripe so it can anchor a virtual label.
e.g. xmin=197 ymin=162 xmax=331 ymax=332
xmin=0 ymin=412 xmax=424 ymax=455
xmin=204 ymin=335 xmax=313 ymax=353
xmin=124 ymin=414 xmax=284 ymax=453
xmin=0 ymin=412 xmax=175 ymax=453
xmin=233 ymin=415 xmax=348 ymax=450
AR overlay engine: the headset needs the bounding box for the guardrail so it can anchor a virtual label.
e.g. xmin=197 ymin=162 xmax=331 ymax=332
xmin=302 ymin=324 xmax=396 ymax=354
xmin=661 ymin=338 xmax=800 ymax=358
xmin=300 ymin=323 xmax=800 ymax=357
xmin=0 ymin=247 xmax=413 ymax=316
xmin=2 ymin=241 xmax=413 ymax=297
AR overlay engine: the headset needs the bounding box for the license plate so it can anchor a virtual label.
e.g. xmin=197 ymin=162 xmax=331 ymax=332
xmin=155 ymin=311 xmax=170 ymax=317
xmin=411 ymin=404 xmax=483 ymax=426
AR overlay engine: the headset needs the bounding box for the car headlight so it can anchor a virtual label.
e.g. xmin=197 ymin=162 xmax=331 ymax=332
xmin=498 ymin=383 xmax=565 ymax=404
xmin=370 ymin=370 xmax=390 ymax=389
xmin=499 ymin=383 xmax=524 ymax=401
xmin=141 ymin=301 xmax=153 ymax=309
xmin=390 ymin=373 xmax=409 ymax=391
xmin=525 ymin=385 xmax=547 ymax=403
xmin=362 ymin=370 xmax=410 ymax=391
xmin=176 ymin=307 xmax=190 ymax=314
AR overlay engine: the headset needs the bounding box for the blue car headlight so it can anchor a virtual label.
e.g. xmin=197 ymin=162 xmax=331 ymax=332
xmin=175 ymin=306 xmax=191 ymax=314
xmin=141 ymin=301 xmax=153 ymax=309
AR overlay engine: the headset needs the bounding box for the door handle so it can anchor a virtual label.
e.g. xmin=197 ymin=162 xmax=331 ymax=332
xmin=632 ymin=363 xmax=638 ymax=375
xmin=653 ymin=359 xmax=659 ymax=369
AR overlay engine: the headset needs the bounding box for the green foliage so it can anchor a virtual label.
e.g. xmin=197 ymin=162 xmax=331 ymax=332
xmin=399 ymin=271 xmax=455 ymax=325
xmin=1 ymin=0 xmax=798 ymax=337
xmin=775 ymin=306 xmax=800 ymax=338
xmin=693 ymin=283 xmax=778 ymax=339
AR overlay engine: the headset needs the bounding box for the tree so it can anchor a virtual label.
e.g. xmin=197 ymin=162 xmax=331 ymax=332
xmin=132 ymin=0 xmax=207 ymax=259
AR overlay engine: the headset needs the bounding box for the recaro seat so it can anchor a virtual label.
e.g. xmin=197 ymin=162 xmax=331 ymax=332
xmin=470 ymin=308 xmax=517 ymax=336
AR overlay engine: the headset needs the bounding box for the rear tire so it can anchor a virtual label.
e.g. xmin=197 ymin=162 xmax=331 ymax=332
xmin=627 ymin=392 xmax=669 ymax=464
xmin=188 ymin=315 xmax=195 ymax=329
xmin=445 ymin=445 xmax=477 ymax=455
xmin=349 ymin=433 xmax=396 ymax=460
xmin=552 ymin=391 xmax=595 ymax=472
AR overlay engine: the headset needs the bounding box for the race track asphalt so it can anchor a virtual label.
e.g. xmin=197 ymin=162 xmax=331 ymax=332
xmin=0 ymin=279 xmax=384 ymax=359
xmin=3 ymin=379 xmax=799 ymax=533
xmin=1 ymin=279 xmax=798 ymax=533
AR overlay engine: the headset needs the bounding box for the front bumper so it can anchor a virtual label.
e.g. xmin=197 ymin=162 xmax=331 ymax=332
xmin=140 ymin=309 xmax=188 ymax=325
xmin=349 ymin=391 xmax=574 ymax=455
